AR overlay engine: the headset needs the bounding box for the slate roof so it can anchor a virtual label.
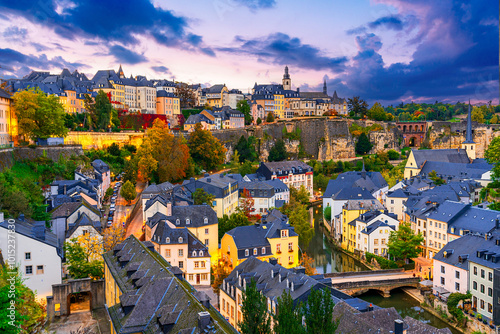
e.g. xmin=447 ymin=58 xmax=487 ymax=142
xmin=91 ymin=159 xmax=110 ymax=173
xmin=434 ymin=233 xmax=500 ymax=270
xmin=144 ymin=194 xmax=170 ymax=212
xmin=387 ymin=188 xmax=410 ymax=198
xmin=50 ymin=200 xmax=100 ymax=218
xmin=238 ymin=180 xmax=274 ymax=198
xmin=156 ymin=90 xmax=178 ymax=98
xmin=0 ymin=217 xmax=61 ymax=256
xmin=183 ymin=174 xmax=237 ymax=199
xmin=323 ymin=170 xmax=388 ymax=198
xmin=151 ymin=223 xmax=210 ymax=258
xmin=420 ymin=161 xmax=492 ymax=180
xmin=411 ymin=149 xmax=470 ymax=168
xmin=257 ymin=160 xmax=312 ymax=179
xmin=0 ymin=88 xmax=12 ymax=99
xmin=185 ymin=113 xmax=213 ymax=125
xmin=164 ymin=204 xmax=218 ymax=228
xmin=361 ymin=220 xmax=396 ymax=235
xmin=66 ymin=213 xmax=102 ymax=238
xmin=207 ymin=84 xmax=226 ymax=94
xmin=103 ymin=235 xmax=234 ymax=334
xmin=343 ymin=198 xmax=385 ymax=211
xmin=299 ymin=91 xmax=330 ymax=99
xmin=263 ymin=178 xmax=289 ymax=193
xmin=331 ymin=187 xmax=375 ymax=201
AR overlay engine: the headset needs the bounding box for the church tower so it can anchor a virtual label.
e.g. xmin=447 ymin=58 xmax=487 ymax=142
xmin=282 ymin=66 xmax=291 ymax=90
xmin=461 ymin=101 xmax=476 ymax=160
xmin=323 ymin=79 xmax=327 ymax=95
xmin=117 ymin=64 xmax=125 ymax=79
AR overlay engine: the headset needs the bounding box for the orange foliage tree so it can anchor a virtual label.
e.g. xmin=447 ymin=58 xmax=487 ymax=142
xmin=137 ymin=118 xmax=190 ymax=182
xmin=300 ymin=252 xmax=317 ymax=276
xmin=240 ymin=188 xmax=255 ymax=218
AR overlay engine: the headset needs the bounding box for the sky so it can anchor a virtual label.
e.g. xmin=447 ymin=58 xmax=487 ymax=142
xmin=0 ymin=0 xmax=498 ymax=106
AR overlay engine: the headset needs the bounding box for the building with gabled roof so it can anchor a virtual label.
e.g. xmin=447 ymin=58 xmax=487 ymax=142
xmin=103 ymin=235 xmax=236 ymax=333
xmin=221 ymin=209 xmax=299 ymax=269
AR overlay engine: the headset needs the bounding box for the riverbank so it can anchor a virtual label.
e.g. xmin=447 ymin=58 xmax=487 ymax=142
xmin=419 ymin=303 xmax=465 ymax=334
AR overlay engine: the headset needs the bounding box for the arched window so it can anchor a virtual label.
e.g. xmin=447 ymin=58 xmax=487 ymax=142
xmin=199 ymin=250 xmax=203 ymax=256
xmin=204 ymin=217 xmax=208 ymax=224
xmin=192 ymin=251 xmax=197 ymax=257
xmin=253 ymin=248 xmax=258 ymax=255
xmin=166 ymin=237 xmax=170 ymax=243
xmin=262 ymin=247 xmax=266 ymax=255
xmin=186 ymin=218 xmax=190 ymax=225
xmin=176 ymin=219 xmax=180 ymax=225
xmin=178 ymin=237 xmax=183 ymax=243
xmin=245 ymin=249 xmax=249 ymax=256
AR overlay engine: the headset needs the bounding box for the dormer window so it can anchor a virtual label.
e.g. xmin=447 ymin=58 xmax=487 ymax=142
xmin=192 ymin=251 xmax=197 ymax=257
xmin=253 ymin=248 xmax=257 ymax=255
xmin=204 ymin=217 xmax=208 ymax=224
xmin=281 ymin=230 xmax=288 ymax=238
xmin=262 ymin=247 xmax=266 ymax=255
xmin=176 ymin=219 xmax=180 ymax=225
xmin=199 ymin=250 xmax=203 ymax=256
xmin=186 ymin=218 xmax=190 ymax=225
xmin=166 ymin=237 xmax=170 ymax=243
xmin=179 ymin=237 xmax=183 ymax=243
xmin=245 ymin=249 xmax=249 ymax=256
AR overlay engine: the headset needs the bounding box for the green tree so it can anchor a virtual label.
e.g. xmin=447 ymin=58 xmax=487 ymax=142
xmin=239 ymin=161 xmax=256 ymax=177
xmin=355 ymin=132 xmax=373 ymax=155
xmin=104 ymin=187 xmax=114 ymax=202
xmin=387 ymin=150 xmax=400 ymax=160
xmin=268 ymin=139 xmax=287 ymax=162
xmin=490 ymin=114 xmax=499 ymax=124
xmin=0 ymin=266 xmax=45 ymax=334
xmin=303 ymin=287 xmax=337 ymax=334
xmin=471 ymin=106 xmax=485 ymax=123
xmin=428 ymin=170 xmax=445 ymax=186
xmin=237 ymin=99 xmax=252 ymax=125
xmin=218 ymin=211 xmax=250 ymax=242
xmin=120 ymin=180 xmax=137 ymax=204
xmin=274 ymin=291 xmax=305 ymax=334
xmin=347 ymin=96 xmax=368 ymax=118
xmin=292 ymin=185 xmax=310 ymax=206
xmin=288 ymin=203 xmax=314 ymax=245
xmin=64 ymin=239 xmax=104 ymax=279
xmin=367 ymin=102 xmax=388 ymax=121
xmin=86 ymin=90 xmax=120 ymax=131
xmin=266 ymin=112 xmax=275 ymax=123
xmin=256 ymin=117 xmax=262 ymax=125
xmin=239 ymin=279 xmax=272 ymax=334
xmin=323 ymin=206 xmax=332 ymax=221
xmin=12 ymin=87 xmax=68 ymax=140
xmin=193 ymin=188 xmax=215 ymax=207
xmin=235 ymin=135 xmax=258 ymax=162
xmin=188 ymin=123 xmax=227 ymax=170
xmin=387 ymin=222 xmax=424 ymax=265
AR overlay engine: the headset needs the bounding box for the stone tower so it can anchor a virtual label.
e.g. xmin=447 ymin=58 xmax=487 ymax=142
xmin=282 ymin=66 xmax=291 ymax=90
xmin=461 ymin=101 xmax=476 ymax=160
xmin=117 ymin=64 xmax=125 ymax=79
xmin=323 ymin=79 xmax=327 ymax=95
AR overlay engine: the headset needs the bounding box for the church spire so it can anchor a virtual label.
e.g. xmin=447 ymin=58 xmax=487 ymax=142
xmin=283 ymin=66 xmax=290 ymax=79
xmin=323 ymin=79 xmax=327 ymax=95
xmin=361 ymin=160 xmax=366 ymax=178
xmin=117 ymin=64 xmax=124 ymax=79
xmin=463 ymin=100 xmax=474 ymax=144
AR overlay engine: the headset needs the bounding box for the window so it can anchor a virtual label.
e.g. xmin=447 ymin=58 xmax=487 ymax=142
xmin=488 ymin=287 xmax=493 ymax=297
xmin=253 ymin=248 xmax=257 ymax=255
xmin=189 ymin=274 xmax=193 ymax=281
xmin=381 ymin=239 xmax=386 ymax=245
xmin=455 ymin=271 xmax=460 ymax=279
xmin=178 ymin=249 xmax=183 ymax=257
xmin=245 ymin=249 xmax=249 ymax=256
xmin=176 ymin=219 xmax=180 ymax=225
xmin=195 ymin=261 xmax=199 ymax=268
xmin=374 ymin=249 xmax=379 ymax=255
xmin=481 ymin=269 xmax=485 ymax=278
xmin=262 ymin=247 xmax=266 ymax=255
xmin=440 ymin=277 xmax=445 ymax=285
xmin=480 ymin=284 xmax=485 ymax=293
xmin=201 ymin=261 xmax=206 ymax=268
xmin=204 ymin=217 xmax=208 ymax=224
xmin=455 ymin=283 xmax=460 ymax=291
xmin=179 ymin=237 xmax=183 ymax=243
xmin=473 ymin=266 xmax=477 ymax=275
xmin=276 ymin=244 xmax=281 ymax=253
xmin=205 ymin=228 xmax=209 ymax=235
xmin=165 ymin=249 xmax=171 ymax=258
xmin=441 ymin=266 xmax=445 ymax=274
xmin=178 ymin=261 xmax=183 ymax=269
xmin=488 ymin=303 xmax=493 ymax=313
xmin=281 ymin=230 xmax=288 ymax=238
xmin=473 ymin=281 xmax=477 ymax=290
xmin=25 ymin=252 xmax=31 ymax=260
xmin=480 ymin=299 xmax=485 ymax=309
xmin=374 ymin=239 xmax=379 ymax=245
xmin=186 ymin=219 xmax=190 ymax=225
xmin=205 ymin=239 xmax=209 ymax=246
xmin=192 ymin=251 xmax=197 ymax=257
xmin=288 ymin=243 xmax=293 ymax=252
xmin=201 ymin=273 xmax=208 ymax=281
xmin=25 ymin=266 xmax=33 ymax=275
xmin=489 ymin=272 xmax=493 ymax=281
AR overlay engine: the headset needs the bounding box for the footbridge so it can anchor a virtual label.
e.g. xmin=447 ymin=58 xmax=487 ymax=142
xmin=325 ymin=269 xmax=420 ymax=298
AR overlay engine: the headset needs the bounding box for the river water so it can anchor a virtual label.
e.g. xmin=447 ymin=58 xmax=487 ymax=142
xmin=303 ymin=206 xmax=460 ymax=334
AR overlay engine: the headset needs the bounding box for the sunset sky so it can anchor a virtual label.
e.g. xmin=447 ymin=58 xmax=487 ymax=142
xmin=0 ymin=0 xmax=498 ymax=105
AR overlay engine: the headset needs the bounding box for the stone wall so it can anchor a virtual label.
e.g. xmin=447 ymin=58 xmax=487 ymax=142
xmin=0 ymin=145 xmax=84 ymax=171
xmin=65 ymin=131 xmax=145 ymax=149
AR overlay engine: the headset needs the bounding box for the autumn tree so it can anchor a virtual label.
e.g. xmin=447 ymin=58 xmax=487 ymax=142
xmin=12 ymin=87 xmax=68 ymax=140
xmin=188 ymin=123 xmax=226 ymax=170
xmin=137 ymin=118 xmax=190 ymax=182
xmin=64 ymin=237 xmax=104 ymax=279
xmin=120 ymin=180 xmax=137 ymax=204
xmin=175 ymin=83 xmax=196 ymax=108
xmin=239 ymin=279 xmax=272 ymax=334
xmin=387 ymin=222 xmax=424 ymax=265
xmin=240 ymin=188 xmax=255 ymax=218
xmin=367 ymin=102 xmax=391 ymax=121
xmin=193 ymin=188 xmax=215 ymax=207
xmin=300 ymin=252 xmax=317 ymax=276
xmin=0 ymin=266 xmax=45 ymax=334
xmin=471 ymin=106 xmax=485 ymax=123
xmin=103 ymin=224 xmax=126 ymax=251
xmin=211 ymin=254 xmax=232 ymax=295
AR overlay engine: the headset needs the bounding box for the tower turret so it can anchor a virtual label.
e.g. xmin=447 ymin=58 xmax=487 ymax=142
xmin=323 ymin=79 xmax=327 ymax=95
xmin=282 ymin=66 xmax=291 ymax=90
xmin=461 ymin=100 xmax=476 ymax=160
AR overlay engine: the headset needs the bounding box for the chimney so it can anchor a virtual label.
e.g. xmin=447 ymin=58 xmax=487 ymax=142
xmin=207 ymin=178 xmax=211 ymax=183
xmin=18 ymin=214 xmax=25 ymax=222
xmin=269 ymin=257 xmax=277 ymax=265
xmin=496 ymin=218 xmax=499 ymax=230
xmin=367 ymin=303 xmax=373 ymax=312
xmin=64 ymin=185 xmax=67 ymax=195
xmin=394 ymin=319 xmax=404 ymax=334
xmin=198 ymin=311 xmax=211 ymax=330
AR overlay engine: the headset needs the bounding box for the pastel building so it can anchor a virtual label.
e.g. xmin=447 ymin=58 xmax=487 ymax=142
xmin=156 ymin=91 xmax=180 ymax=119
xmin=0 ymin=88 xmax=14 ymax=146
xmin=257 ymin=160 xmax=314 ymax=197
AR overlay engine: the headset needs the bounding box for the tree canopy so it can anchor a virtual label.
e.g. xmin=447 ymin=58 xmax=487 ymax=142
xmin=84 ymin=90 xmax=120 ymax=131
xmin=218 ymin=211 xmax=250 ymax=242
xmin=64 ymin=237 xmax=104 ymax=279
xmin=239 ymin=279 xmax=272 ymax=334
xmin=137 ymin=118 xmax=190 ymax=182
xmin=120 ymin=180 xmax=137 ymax=204
xmin=235 ymin=135 xmax=258 ymax=162
xmin=193 ymin=188 xmax=215 ymax=207
xmin=387 ymin=222 xmax=424 ymax=265
xmin=12 ymin=87 xmax=68 ymax=140
xmin=188 ymin=123 xmax=226 ymax=170
xmin=268 ymin=139 xmax=287 ymax=162
xmin=347 ymin=96 xmax=368 ymax=118
xmin=237 ymin=99 xmax=252 ymax=125
xmin=355 ymin=132 xmax=373 ymax=155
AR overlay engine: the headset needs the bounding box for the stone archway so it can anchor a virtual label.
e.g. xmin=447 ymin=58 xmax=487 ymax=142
xmin=46 ymin=278 xmax=104 ymax=321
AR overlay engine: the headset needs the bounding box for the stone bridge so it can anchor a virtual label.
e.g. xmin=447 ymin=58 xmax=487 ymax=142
xmin=331 ymin=277 xmax=421 ymax=298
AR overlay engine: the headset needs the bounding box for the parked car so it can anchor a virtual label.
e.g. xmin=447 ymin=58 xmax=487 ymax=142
xmin=110 ymin=204 xmax=116 ymax=209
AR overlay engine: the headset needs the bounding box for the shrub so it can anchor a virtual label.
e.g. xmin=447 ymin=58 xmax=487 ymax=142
xmin=387 ymin=150 xmax=400 ymax=160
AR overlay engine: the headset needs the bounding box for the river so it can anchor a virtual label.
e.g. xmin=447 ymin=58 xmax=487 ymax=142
xmin=303 ymin=206 xmax=461 ymax=334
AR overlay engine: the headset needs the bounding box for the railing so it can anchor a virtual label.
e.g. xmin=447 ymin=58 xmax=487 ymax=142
xmin=331 ymin=277 xmax=421 ymax=289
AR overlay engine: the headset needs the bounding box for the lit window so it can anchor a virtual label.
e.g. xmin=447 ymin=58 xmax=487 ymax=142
xmin=245 ymin=249 xmax=249 ymax=256
xmin=253 ymin=248 xmax=257 ymax=255
xmin=262 ymin=247 xmax=266 ymax=255
xmin=165 ymin=249 xmax=171 ymax=258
